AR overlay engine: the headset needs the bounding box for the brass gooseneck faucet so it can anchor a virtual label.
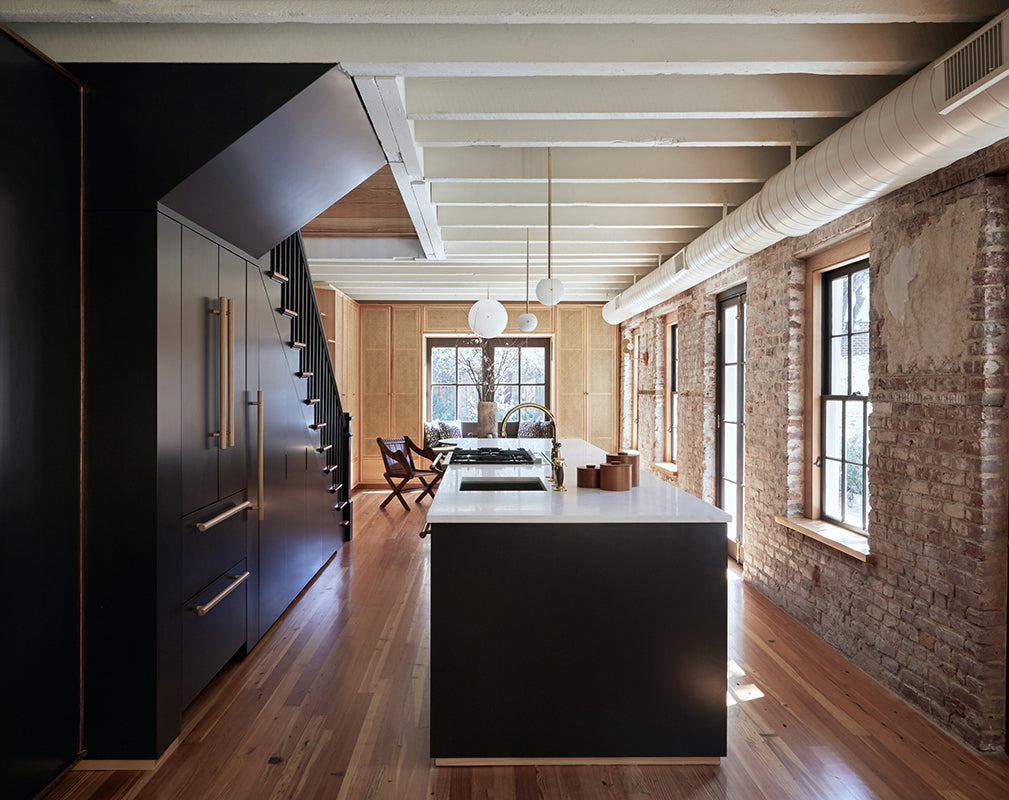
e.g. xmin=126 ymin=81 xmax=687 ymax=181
xmin=498 ymin=402 xmax=565 ymax=491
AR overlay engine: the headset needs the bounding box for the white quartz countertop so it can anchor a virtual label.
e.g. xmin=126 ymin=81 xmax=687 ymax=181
xmin=426 ymin=438 xmax=731 ymax=525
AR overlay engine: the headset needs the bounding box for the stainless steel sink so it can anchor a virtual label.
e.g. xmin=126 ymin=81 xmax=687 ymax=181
xmin=458 ymin=476 xmax=548 ymax=492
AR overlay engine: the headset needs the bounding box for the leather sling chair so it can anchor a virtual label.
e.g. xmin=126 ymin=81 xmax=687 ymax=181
xmin=376 ymin=436 xmax=444 ymax=510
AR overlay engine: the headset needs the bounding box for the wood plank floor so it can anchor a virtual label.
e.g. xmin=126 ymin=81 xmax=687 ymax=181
xmin=45 ymin=489 xmax=1009 ymax=800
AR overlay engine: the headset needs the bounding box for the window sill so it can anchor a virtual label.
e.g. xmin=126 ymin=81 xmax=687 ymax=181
xmin=774 ymin=516 xmax=871 ymax=562
xmin=651 ymin=462 xmax=678 ymax=480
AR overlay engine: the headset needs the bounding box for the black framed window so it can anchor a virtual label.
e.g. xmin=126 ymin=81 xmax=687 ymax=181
xmin=428 ymin=337 xmax=550 ymax=423
xmin=821 ymin=260 xmax=870 ymax=532
xmin=717 ymin=285 xmax=746 ymax=561
xmin=668 ymin=323 xmax=679 ymax=463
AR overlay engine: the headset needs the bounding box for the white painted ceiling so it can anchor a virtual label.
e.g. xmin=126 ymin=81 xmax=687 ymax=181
xmin=5 ymin=1 xmax=1005 ymax=303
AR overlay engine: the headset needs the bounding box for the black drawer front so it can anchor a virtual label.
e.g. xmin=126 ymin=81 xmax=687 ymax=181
xmin=182 ymin=492 xmax=249 ymax=602
xmin=181 ymin=559 xmax=248 ymax=708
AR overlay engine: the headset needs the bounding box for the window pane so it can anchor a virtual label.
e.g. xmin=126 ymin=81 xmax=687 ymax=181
xmin=721 ymin=479 xmax=737 ymax=536
xmin=823 ymin=459 xmax=842 ymax=520
xmin=830 ymin=336 xmax=849 ymax=394
xmin=670 ymin=393 xmax=678 ymax=462
xmin=722 ymin=366 xmax=738 ymax=423
xmin=723 ymin=306 xmax=738 ymax=363
xmin=495 ymin=346 xmax=519 ymax=384
xmin=844 ymin=464 xmax=865 ymax=527
xmin=831 ymin=275 xmax=849 ymax=335
xmin=520 ymin=384 xmax=546 ymax=413
xmin=722 ymin=421 xmax=738 ymax=478
xmin=431 ymin=386 xmax=456 ymax=421
xmin=845 ymin=400 xmax=865 ymax=465
xmin=851 ymin=333 xmax=869 ymax=395
xmin=431 ymin=347 xmax=457 ymax=384
xmin=520 ymin=347 xmax=545 ymax=383
xmin=458 ymin=385 xmax=478 ymax=421
xmin=851 ymin=268 xmax=869 ymax=333
xmin=458 ymin=347 xmax=482 ymax=386
xmin=494 ymin=385 xmax=518 ymax=417
xmin=740 ymin=302 xmax=746 ymax=361
xmin=824 ymin=400 xmax=842 ymax=459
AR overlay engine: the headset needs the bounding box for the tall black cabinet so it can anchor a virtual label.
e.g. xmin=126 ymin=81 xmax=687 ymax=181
xmin=0 ymin=28 xmax=83 ymax=800
xmin=86 ymin=208 xmax=349 ymax=760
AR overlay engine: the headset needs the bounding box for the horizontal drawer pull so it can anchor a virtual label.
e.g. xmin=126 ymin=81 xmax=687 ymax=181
xmin=305 ymin=398 xmax=320 ymax=405
xmin=310 ymin=421 xmax=326 ymax=429
xmin=279 ymin=307 xmax=298 ymax=319
xmin=289 ymin=340 xmax=306 ymax=349
xmin=268 ymin=270 xmax=288 ymax=284
xmin=323 ymin=464 xmax=339 ymax=473
xmin=329 ymin=483 xmax=344 ymax=494
xmin=297 ymin=371 xmax=314 ymax=379
xmin=196 ymin=571 xmax=250 ymax=617
xmin=195 ymin=500 xmax=252 ymax=532
xmin=317 ymin=444 xmax=332 ymax=453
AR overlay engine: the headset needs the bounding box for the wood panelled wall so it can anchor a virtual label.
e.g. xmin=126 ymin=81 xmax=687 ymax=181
xmin=312 ymin=295 xmax=618 ymax=486
xmin=315 ymin=284 xmax=361 ymax=486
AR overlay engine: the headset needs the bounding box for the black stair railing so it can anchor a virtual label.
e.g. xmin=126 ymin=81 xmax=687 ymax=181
xmin=271 ymin=232 xmax=353 ymax=539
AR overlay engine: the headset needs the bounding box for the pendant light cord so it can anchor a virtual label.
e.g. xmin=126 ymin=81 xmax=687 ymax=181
xmin=547 ymin=146 xmax=552 ymax=280
xmin=525 ymin=227 xmax=530 ymax=313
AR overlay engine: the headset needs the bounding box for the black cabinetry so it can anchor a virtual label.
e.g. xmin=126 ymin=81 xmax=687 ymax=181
xmin=0 ymin=28 xmax=83 ymax=800
xmin=180 ymin=228 xmax=249 ymax=514
xmin=83 ymin=210 xmax=348 ymax=760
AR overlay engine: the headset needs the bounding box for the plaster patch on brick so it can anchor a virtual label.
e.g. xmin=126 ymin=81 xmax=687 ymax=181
xmin=880 ymin=195 xmax=978 ymax=373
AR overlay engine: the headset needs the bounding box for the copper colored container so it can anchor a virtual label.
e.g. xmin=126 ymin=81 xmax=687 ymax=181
xmin=599 ymin=462 xmax=632 ymax=491
xmin=576 ymin=465 xmax=600 ymax=488
xmin=606 ymin=452 xmax=640 ymax=486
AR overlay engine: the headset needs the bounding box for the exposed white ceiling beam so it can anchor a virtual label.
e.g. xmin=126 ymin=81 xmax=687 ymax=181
xmin=442 ymin=230 xmax=704 ymax=245
xmin=414 ymin=118 xmax=847 ymax=148
xmin=438 ymin=206 xmax=724 ymax=228
xmin=2 ymin=1 xmax=1001 ymax=25
xmin=338 ymin=23 xmax=977 ymax=77
xmin=444 ymin=241 xmax=686 ymax=256
xmin=405 ymin=75 xmax=904 ymax=120
xmin=423 ymin=147 xmax=790 ymax=182
xmin=353 ymin=76 xmax=444 ymax=259
xmin=429 ymin=183 xmax=758 ymax=207
xmin=8 ymin=20 xmax=981 ymax=69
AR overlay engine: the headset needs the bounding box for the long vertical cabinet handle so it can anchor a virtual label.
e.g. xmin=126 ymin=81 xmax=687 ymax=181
xmin=227 ymin=297 xmax=235 ymax=447
xmin=250 ymin=390 xmax=264 ymax=520
xmin=217 ymin=295 xmax=228 ymax=451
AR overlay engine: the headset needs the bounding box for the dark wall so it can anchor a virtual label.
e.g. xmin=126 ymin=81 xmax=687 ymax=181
xmin=0 ymin=29 xmax=83 ymax=800
xmin=67 ymin=63 xmax=334 ymax=212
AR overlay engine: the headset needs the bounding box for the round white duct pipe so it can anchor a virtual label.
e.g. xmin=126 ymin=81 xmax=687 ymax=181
xmin=602 ymin=14 xmax=1009 ymax=326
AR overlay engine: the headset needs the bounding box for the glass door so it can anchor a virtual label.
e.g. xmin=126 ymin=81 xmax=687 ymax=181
xmin=716 ymin=286 xmax=746 ymax=562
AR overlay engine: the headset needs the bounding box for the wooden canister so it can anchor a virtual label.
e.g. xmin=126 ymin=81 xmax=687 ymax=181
xmin=599 ymin=461 xmax=632 ymax=491
xmin=606 ymin=452 xmax=640 ymax=486
xmin=576 ymin=465 xmax=600 ymax=488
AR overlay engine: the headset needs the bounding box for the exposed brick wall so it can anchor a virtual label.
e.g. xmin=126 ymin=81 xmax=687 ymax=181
xmin=619 ymin=142 xmax=1009 ymax=751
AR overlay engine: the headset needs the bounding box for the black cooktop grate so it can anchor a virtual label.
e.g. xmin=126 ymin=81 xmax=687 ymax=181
xmin=448 ymin=447 xmax=535 ymax=465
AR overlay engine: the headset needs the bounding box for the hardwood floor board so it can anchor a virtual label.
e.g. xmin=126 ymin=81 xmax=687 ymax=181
xmin=43 ymin=489 xmax=1009 ymax=800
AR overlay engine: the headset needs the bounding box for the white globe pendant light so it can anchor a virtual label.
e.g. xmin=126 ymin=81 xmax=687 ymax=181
xmin=535 ymin=147 xmax=565 ymax=307
xmin=517 ymin=228 xmax=539 ymax=332
xmin=468 ymin=295 xmax=508 ymax=339
xmin=535 ymin=277 xmax=564 ymax=306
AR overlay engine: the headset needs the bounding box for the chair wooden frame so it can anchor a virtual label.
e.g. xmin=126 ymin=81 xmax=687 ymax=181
xmin=377 ymin=436 xmax=444 ymax=510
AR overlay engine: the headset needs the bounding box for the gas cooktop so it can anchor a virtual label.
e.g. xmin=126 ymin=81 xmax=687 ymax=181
xmin=448 ymin=447 xmax=535 ymax=465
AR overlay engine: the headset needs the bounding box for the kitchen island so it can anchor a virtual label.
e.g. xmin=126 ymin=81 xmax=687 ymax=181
xmin=426 ymin=438 xmax=730 ymax=766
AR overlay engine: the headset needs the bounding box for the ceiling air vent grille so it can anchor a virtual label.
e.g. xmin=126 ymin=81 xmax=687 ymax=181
xmin=936 ymin=15 xmax=1009 ymax=115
